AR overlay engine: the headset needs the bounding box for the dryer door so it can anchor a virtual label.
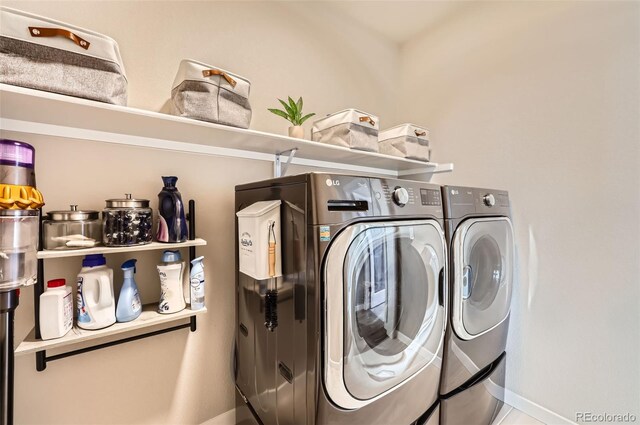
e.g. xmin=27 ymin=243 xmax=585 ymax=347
xmin=324 ymin=220 xmax=446 ymax=409
xmin=451 ymin=217 xmax=514 ymax=340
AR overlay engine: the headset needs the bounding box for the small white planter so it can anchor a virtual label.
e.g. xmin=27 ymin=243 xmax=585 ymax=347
xmin=288 ymin=125 xmax=304 ymax=139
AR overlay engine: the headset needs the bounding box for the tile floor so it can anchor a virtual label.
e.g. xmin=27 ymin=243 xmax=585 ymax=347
xmin=494 ymin=404 xmax=545 ymax=425
xmin=231 ymin=402 xmax=545 ymax=425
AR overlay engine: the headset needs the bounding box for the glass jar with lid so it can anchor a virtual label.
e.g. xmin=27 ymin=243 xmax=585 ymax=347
xmin=103 ymin=194 xmax=153 ymax=246
xmin=43 ymin=205 xmax=101 ymax=250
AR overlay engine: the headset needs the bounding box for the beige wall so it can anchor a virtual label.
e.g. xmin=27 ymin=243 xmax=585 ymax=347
xmin=1 ymin=1 xmax=402 ymax=423
xmin=2 ymin=1 xmax=402 ymax=133
xmin=4 ymin=0 xmax=640 ymax=423
xmin=401 ymin=1 xmax=640 ymax=422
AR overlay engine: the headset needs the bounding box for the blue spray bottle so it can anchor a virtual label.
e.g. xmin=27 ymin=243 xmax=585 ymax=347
xmin=116 ymin=259 xmax=142 ymax=322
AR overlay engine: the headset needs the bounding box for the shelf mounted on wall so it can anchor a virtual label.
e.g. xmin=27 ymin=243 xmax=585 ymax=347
xmin=0 ymin=84 xmax=454 ymax=182
xmin=20 ymin=200 xmax=206 ymax=372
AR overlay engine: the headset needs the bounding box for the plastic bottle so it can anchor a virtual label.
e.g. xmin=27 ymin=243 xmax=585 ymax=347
xmin=157 ymin=250 xmax=186 ymax=314
xmin=116 ymin=259 xmax=142 ymax=322
xmin=190 ymin=256 xmax=205 ymax=310
xmin=39 ymin=279 xmax=73 ymax=340
xmin=156 ymin=176 xmax=188 ymax=243
xmin=77 ymin=254 xmax=116 ymax=330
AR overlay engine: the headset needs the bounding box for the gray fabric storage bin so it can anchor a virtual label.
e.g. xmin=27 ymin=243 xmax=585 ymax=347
xmin=378 ymin=124 xmax=431 ymax=162
xmin=311 ymin=109 xmax=379 ymax=152
xmin=0 ymin=7 xmax=127 ymax=105
xmin=170 ymin=59 xmax=252 ymax=129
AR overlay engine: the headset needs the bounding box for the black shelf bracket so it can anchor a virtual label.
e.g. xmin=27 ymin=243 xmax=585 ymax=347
xmin=32 ymin=200 xmax=200 ymax=372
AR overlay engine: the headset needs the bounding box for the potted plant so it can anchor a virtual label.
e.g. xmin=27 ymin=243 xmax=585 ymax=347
xmin=268 ymin=96 xmax=315 ymax=139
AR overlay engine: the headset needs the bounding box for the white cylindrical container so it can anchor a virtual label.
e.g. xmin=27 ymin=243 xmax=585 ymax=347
xmin=157 ymin=262 xmax=186 ymax=314
xmin=39 ymin=279 xmax=73 ymax=340
xmin=190 ymin=256 xmax=205 ymax=311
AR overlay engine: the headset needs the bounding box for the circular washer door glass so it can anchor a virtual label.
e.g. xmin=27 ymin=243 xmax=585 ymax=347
xmin=455 ymin=218 xmax=514 ymax=337
xmin=341 ymin=222 xmax=445 ymax=400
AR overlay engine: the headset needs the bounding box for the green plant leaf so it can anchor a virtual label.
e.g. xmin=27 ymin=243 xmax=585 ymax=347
xmin=295 ymin=97 xmax=304 ymax=124
xmin=287 ymin=97 xmax=299 ymax=120
xmin=288 ymin=96 xmax=297 ymax=112
xmin=288 ymin=97 xmax=301 ymax=124
xmin=299 ymin=112 xmax=316 ymax=125
xmin=296 ymin=97 xmax=303 ymax=114
xmin=278 ymin=99 xmax=294 ymax=119
xmin=268 ymin=108 xmax=290 ymax=121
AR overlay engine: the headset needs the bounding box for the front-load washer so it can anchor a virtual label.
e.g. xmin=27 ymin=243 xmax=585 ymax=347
xmin=235 ymin=173 xmax=447 ymax=425
xmin=439 ymin=186 xmax=515 ymax=425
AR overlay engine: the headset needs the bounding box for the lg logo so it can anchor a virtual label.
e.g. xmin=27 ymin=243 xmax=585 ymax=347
xmin=325 ymin=178 xmax=340 ymax=187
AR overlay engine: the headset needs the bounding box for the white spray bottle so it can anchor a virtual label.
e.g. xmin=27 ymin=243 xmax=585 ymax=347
xmin=190 ymin=256 xmax=205 ymax=310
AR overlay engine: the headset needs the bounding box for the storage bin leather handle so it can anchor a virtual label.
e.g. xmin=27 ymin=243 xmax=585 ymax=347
xmin=28 ymin=27 xmax=90 ymax=50
xmin=359 ymin=116 xmax=376 ymax=126
xmin=202 ymin=69 xmax=237 ymax=88
xmin=415 ymin=129 xmax=427 ymax=137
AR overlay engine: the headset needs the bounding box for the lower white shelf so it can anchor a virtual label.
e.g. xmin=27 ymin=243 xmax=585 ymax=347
xmin=15 ymin=303 xmax=207 ymax=356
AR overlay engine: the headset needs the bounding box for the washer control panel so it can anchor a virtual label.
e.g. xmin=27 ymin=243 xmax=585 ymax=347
xmin=443 ymin=185 xmax=510 ymax=218
xmin=420 ymin=188 xmax=442 ymax=206
xmin=380 ymin=183 xmax=418 ymax=207
xmin=373 ymin=179 xmax=442 ymax=217
xmin=483 ymin=193 xmax=496 ymax=207
xmin=392 ymin=187 xmax=409 ymax=206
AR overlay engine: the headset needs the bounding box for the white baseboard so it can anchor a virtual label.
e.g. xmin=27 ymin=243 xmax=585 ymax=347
xmin=504 ymin=389 xmax=577 ymax=425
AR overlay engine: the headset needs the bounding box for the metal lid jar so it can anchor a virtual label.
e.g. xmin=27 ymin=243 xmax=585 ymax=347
xmin=103 ymin=194 xmax=153 ymax=246
xmin=43 ymin=205 xmax=102 ymax=250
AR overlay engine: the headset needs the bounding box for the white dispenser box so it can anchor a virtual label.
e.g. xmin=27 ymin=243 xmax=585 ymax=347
xmin=236 ymin=200 xmax=282 ymax=280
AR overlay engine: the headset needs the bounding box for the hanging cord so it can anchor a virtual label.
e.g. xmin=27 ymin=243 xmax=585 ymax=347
xmin=265 ymin=221 xmax=278 ymax=332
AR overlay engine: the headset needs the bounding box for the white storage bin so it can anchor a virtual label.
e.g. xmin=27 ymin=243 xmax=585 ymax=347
xmin=170 ymin=59 xmax=252 ymax=129
xmin=311 ymin=109 xmax=379 ymax=152
xmin=378 ymin=123 xmax=431 ymax=162
xmin=236 ymin=200 xmax=282 ymax=281
xmin=0 ymin=7 xmax=127 ymax=105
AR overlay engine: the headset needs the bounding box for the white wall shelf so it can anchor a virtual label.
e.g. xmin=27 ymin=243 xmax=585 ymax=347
xmin=0 ymin=84 xmax=453 ymax=179
xmin=38 ymin=238 xmax=207 ymax=259
xmin=15 ymin=305 xmax=207 ymax=356
xmin=23 ymin=200 xmax=206 ymax=371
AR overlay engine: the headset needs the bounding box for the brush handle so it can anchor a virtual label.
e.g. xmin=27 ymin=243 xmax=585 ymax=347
xmin=268 ymin=242 xmax=276 ymax=277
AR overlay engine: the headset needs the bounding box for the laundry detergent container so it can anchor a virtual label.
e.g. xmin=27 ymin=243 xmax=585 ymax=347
xmin=378 ymin=123 xmax=431 ymax=162
xmin=236 ymin=200 xmax=281 ymax=281
xmin=312 ymin=109 xmax=379 ymax=152
xmin=170 ymin=59 xmax=252 ymax=129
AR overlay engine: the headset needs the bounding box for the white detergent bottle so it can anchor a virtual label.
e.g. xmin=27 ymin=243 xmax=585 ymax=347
xmin=116 ymin=259 xmax=142 ymax=322
xmin=77 ymin=254 xmax=116 ymax=330
xmin=157 ymin=250 xmax=186 ymax=314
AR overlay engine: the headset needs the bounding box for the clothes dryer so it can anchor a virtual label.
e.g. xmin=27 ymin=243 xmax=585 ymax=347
xmin=439 ymin=186 xmax=515 ymax=425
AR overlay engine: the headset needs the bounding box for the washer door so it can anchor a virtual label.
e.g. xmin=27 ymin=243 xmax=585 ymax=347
xmin=451 ymin=217 xmax=514 ymax=340
xmin=324 ymin=220 xmax=446 ymax=409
